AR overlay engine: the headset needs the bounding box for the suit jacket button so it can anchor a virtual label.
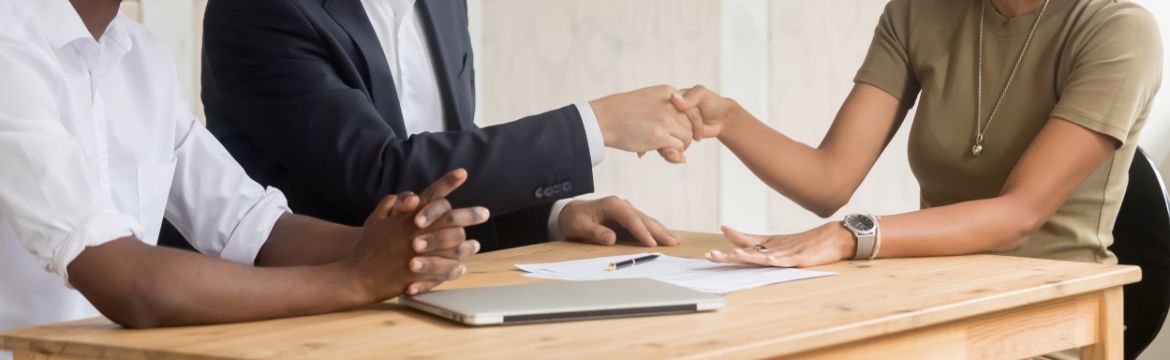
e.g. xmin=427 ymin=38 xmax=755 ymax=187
xmin=562 ymin=181 xmax=572 ymax=192
xmin=534 ymin=188 xmax=544 ymax=199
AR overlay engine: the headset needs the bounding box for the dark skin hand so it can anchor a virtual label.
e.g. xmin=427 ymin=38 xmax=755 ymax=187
xmin=68 ymin=169 xmax=489 ymax=328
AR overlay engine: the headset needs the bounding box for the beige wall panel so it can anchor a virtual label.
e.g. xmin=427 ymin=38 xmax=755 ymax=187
xmin=480 ymin=0 xmax=722 ymax=232
xmin=767 ymin=1 xmax=919 ymax=233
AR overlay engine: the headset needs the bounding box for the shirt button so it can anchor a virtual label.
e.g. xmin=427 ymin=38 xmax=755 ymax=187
xmin=561 ymin=181 xmax=572 ymax=193
xmin=543 ymin=187 xmax=555 ymax=198
xmin=534 ymin=188 xmax=544 ymax=199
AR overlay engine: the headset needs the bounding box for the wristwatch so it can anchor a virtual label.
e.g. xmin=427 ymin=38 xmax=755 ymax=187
xmin=842 ymin=214 xmax=879 ymax=260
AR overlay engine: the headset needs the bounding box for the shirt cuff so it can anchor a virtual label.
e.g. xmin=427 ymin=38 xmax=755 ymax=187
xmin=547 ymin=199 xmax=574 ymax=241
xmin=219 ymin=187 xmax=292 ymax=265
xmin=57 ymin=210 xmax=144 ymax=287
xmin=574 ymin=102 xmax=605 ymax=167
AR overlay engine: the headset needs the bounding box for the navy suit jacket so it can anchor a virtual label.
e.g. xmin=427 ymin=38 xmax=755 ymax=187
xmin=192 ymin=0 xmax=595 ymax=252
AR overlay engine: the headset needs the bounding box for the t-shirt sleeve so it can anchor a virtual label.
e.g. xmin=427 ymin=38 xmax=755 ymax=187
xmin=854 ymin=0 xmax=921 ymax=108
xmin=1051 ymin=4 xmax=1163 ymax=147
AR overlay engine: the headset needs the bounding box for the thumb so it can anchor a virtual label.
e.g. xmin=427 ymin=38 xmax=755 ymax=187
xmin=720 ymin=225 xmax=768 ymax=247
xmin=672 ymin=92 xmax=704 ymax=141
xmin=670 ymin=91 xmax=695 ymax=110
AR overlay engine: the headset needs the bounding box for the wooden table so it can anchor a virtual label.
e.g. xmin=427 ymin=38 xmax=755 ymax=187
xmin=1 ymin=232 xmax=1140 ymax=360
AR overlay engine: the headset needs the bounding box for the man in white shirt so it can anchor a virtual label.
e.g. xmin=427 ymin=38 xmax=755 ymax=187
xmin=0 ymin=0 xmax=490 ymax=346
xmin=200 ymin=0 xmax=700 ymax=253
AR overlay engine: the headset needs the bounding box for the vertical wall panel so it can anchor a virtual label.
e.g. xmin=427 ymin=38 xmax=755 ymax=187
xmin=480 ymin=0 xmax=722 ymax=232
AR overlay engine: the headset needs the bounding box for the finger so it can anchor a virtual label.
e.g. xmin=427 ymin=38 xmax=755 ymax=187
xmin=409 ymin=256 xmax=465 ymax=278
xmin=405 ymin=264 xmax=467 ymax=295
xmin=670 ymin=90 xmax=695 ymax=111
xmin=721 ymin=226 xmax=769 ymax=248
xmin=391 ymin=192 xmax=420 ymax=215
xmin=608 ymin=206 xmax=657 ymax=247
xmin=637 ymin=151 xmax=646 ymax=159
xmin=705 ymin=249 xmax=747 ymax=264
xmin=419 ymin=168 xmax=469 ymax=204
xmin=418 ymin=239 xmax=481 ymax=260
xmin=672 ymin=93 xmax=704 ymax=142
xmin=666 ymin=113 xmax=694 ymax=151
xmin=415 ymin=199 xmax=453 ymax=228
xmin=657 ymin=148 xmax=686 ymax=164
xmin=731 ymin=247 xmax=773 ymax=266
xmin=425 ymin=207 xmax=491 ymax=230
xmin=371 ymin=194 xmax=400 ymax=219
xmin=642 ymin=214 xmax=680 ymax=246
xmin=570 ymin=222 xmax=617 ymax=246
xmin=405 ymin=281 xmax=441 ymax=296
xmin=413 ymin=227 xmax=468 ymax=252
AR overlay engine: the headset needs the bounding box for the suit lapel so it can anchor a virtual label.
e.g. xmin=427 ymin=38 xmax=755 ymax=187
xmin=323 ymin=0 xmax=408 ymax=136
xmin=417 ymin=0 xmax=468 ymax=130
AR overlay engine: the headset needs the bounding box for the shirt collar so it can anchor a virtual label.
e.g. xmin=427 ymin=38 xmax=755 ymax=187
xmin=39 ymin=0 xmax=93 ymax=50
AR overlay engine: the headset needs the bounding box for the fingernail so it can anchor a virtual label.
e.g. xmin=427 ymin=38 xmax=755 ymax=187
xmin=407 ymin=286 xmax=419 ymax=295
xmin=475 ymin=207 xmax=490 ymax=219
xmin=710 ymin=250 xmax=724 ymax=257
xmin=413 ymin=238 xmax=427 ymax=252
xmin=458 ymin=266 xmax=468 ymax=276
xmin=734 ymin=248 xmax=748 ymax=256
xmin=472 ymin=240 xmax=481 ymax=253
xmin=416 ymin=215 xmax=429 ymax=226
xmin=410 ymin=259 xmax=424 ymax=272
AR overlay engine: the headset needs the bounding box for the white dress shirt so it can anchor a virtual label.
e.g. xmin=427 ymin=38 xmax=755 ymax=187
xmin=0 ymin=0 xmax=290 ymax=339
xmin=359 ymin=0 xmax=605 ymax=240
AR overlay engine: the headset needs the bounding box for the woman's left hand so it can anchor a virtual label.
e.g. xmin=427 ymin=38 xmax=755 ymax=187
xmin=706 ymin=222 xmax=857 ymax=268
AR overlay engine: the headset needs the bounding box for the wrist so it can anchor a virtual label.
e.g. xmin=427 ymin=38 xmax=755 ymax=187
xmin=325 ymin=261 xmax=378 ymax=306
xmin=717 ymin=100 xmax=749 ymax=141
xmin=832 ymin=222 xmax=857 ymax=261
xmin=587 ymin=98 xmax=616 ymax=147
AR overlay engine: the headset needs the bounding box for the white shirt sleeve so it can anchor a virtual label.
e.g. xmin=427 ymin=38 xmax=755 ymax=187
xmin=163 ymin=112 xmax=291 ymax=265
xmin=546 ymin=103 xmax=606 ymax=240
xmin=0 ymin=43 xmax=144 ymax=285
xmin=574 ymin=102 xmax=605 ymax=167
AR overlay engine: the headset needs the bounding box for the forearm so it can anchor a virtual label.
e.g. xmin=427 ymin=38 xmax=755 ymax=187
xmin=718 ymin=105 xmax=847 ymax=216
xmin=257 ymin=214 xmax=361 ymax=266
xmin=876 ymin=196 xmax=1039 ymax=258
xmin=69 ymin=238 xmax=369 ymax=328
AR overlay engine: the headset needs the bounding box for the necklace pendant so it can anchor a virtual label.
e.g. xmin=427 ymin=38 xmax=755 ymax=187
xmin=972 ymin=144 xmax=984 ymax=157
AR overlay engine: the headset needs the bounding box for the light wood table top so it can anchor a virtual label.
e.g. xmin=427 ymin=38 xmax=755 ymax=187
xmin=1 ymin=232 xmax=1140 ymax=359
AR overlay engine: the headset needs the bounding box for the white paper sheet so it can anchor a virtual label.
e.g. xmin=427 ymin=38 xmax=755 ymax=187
xmin=516 ymin=253 xmax=835 ymax=294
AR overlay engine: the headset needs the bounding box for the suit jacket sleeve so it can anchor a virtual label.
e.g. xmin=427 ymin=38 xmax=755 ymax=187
xmin=201 ymin=0 xmax=594 ymax=222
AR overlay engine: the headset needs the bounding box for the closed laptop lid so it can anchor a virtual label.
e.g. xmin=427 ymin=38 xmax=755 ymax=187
xmin=400 ymin=278 xmax=725 ymax=325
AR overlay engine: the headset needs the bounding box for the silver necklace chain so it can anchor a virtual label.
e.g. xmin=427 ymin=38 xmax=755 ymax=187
xmin=974 ymin=0 xmax=1051 ymax=157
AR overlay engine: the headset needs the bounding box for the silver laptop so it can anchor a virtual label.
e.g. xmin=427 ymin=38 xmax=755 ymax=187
xmin=399 ymin=278 xmax=725 ymax=325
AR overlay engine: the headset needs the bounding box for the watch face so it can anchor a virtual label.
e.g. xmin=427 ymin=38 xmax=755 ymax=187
xmin=845 ymin=214 xmax=875 ymax=231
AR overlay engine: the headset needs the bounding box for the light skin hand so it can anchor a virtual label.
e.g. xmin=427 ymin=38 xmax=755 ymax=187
xmin=589 ymin=85 xmax=695 ymax=164
xmin=670 ymin=85 xmax=742 ymax=141
xmin=558 ymin=196 xmax=680 ymax=247
xmin=705 ymin=224 xmax=854 ymax=267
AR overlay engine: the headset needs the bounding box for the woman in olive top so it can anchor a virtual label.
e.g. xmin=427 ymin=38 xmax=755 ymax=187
xmin=674 ymin=0 xmax=1162 ymax=270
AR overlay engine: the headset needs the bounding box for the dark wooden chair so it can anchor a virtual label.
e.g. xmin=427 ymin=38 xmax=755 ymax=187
xmin=1111 ymin=147 xmax=1170 ymax=360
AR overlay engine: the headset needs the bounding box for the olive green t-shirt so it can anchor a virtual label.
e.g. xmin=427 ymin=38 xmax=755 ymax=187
xmin=856 ymin=0 xmax=1162 ymax=265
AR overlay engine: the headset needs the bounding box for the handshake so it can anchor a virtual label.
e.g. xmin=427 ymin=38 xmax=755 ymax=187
xmin=589 ymin=84 xmax=736 ymax=163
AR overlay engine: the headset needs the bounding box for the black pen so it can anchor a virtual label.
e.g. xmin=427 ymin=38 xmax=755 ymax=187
xmin=606 ymin=254 xmax=660 ymax=271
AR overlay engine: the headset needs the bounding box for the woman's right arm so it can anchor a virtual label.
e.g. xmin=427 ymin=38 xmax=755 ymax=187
xmin=674 ymin=83 xmax=910 ymax=217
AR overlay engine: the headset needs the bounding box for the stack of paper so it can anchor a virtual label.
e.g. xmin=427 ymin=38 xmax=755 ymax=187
xmin=516 ymin=253 xmax=835 ymax=294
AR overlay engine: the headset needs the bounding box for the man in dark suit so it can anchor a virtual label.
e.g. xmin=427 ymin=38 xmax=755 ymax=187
xmin=196 ymin=0 xmax=696 ymax=252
